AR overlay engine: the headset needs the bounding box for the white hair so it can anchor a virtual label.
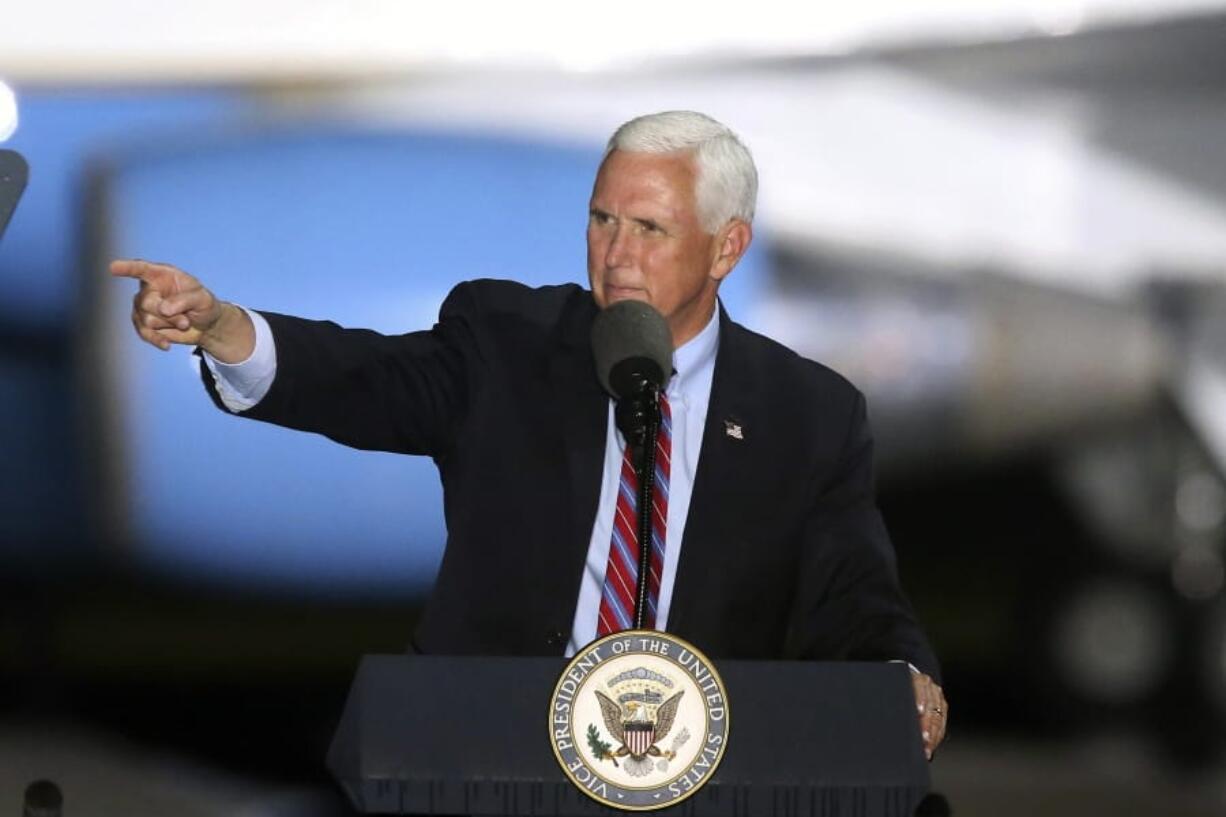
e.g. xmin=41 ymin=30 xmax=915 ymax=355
xmin=605 ymin=110 xmax=757 ymax=234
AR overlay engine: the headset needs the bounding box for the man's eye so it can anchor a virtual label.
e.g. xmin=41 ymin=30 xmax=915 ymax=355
xmin=590 ymin=211 xmax=613 ymax=225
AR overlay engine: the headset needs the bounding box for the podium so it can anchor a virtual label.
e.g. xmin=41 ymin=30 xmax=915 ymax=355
xmin=329 ymin=655 xmax=929 ymax=816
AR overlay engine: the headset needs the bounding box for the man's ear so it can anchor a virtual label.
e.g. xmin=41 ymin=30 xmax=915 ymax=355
xmin=711 ymin=220 xmax=753 ymax=282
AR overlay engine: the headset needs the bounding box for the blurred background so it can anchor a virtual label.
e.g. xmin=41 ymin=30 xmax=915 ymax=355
xmin=3 ymin=1 xmax=1226 ymax=814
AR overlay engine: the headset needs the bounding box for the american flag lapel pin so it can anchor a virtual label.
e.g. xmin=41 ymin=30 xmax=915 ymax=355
xmin=723 ymin=419 xmax=744 ymax=440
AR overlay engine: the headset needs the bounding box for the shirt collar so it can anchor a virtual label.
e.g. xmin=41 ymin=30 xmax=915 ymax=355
xmin=669 ymin=306 xmax=720 ymax=400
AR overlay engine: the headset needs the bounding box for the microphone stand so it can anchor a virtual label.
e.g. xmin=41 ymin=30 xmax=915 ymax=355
xmin=619 ymin=384 xmax=662 ymax=629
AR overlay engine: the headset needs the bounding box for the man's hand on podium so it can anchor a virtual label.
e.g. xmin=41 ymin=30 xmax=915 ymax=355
xmin=911 ymin=672 xmax=947 ymax=760
xmin=111 ymin=259 xmax=255 ymax=363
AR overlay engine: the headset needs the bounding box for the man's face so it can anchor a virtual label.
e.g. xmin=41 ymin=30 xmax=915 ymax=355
xmin=587 ymin=149 xmax=723 ymax=348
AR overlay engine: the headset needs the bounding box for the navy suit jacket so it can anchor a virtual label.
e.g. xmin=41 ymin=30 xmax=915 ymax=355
xmin=204 ymin=279 xmax=939 ymax=680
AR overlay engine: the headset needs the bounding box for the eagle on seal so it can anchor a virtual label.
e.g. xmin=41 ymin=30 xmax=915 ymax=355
xmin=595 ymin=690 xmax=684 ymax=762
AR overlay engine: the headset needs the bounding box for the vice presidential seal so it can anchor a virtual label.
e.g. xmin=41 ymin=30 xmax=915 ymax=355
xmin=548 ymin=631 xmax=730 ymax=811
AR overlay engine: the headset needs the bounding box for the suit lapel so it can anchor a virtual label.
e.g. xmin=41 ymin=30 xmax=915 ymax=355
xmin=667 ymin=306 xmax=760 ymax=640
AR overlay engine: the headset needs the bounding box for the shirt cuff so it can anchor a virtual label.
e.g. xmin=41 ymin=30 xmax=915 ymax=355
xmin=201 ymin=307 xmax=276 ymax=413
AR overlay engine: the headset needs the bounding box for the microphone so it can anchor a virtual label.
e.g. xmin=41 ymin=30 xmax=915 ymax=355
xmin=590 ymin=300 xmax=672 ymax=456
xmin=591 ymin=299 xmax=672 ymax=398
xmin=23 ymin=781 xmax=62 ymax=817
xmin=915 ymin=792 xmax=951 ymax=817
xmin=0 ymin=149 xmax=29 ymax=242
xmin=591 ymin=298 xmax=673 ymax=628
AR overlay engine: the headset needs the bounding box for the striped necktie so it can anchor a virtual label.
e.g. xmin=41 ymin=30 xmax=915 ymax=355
xmin=597 ymin=393 xmax=672 ymax=635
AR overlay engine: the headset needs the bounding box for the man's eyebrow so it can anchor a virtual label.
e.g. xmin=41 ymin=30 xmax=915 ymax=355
xmin=587 ymin=209 xmax=666 ymax=232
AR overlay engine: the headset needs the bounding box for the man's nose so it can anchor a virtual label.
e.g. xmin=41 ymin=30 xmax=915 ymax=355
xmin=604 ymin=224 xmax=631 ymax=268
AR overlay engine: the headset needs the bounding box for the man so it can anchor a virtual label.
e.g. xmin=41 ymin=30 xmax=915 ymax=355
xmin=112 ymin=111 xmax=948 ymax=758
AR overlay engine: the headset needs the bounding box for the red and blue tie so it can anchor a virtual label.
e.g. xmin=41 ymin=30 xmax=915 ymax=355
xmin=597 ymin=393 xmax=672 ymax=635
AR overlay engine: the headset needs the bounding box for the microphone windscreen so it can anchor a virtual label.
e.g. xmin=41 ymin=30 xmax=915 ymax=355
xmin=24 ymin=780 xmax=62 ymax=817
xmin=590 ymin=300 xmax=672 ymax=398
xmin=914 ymin=793 xmax=950 ymax=817
xmin=0 ymin=149 xmax=29 ymax=242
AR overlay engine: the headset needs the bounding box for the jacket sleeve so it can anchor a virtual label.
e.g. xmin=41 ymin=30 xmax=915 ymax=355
xmin=199 ymin=282 xmax=482 ymax=459
xmin=783 ymin=390 xmax=941 ymax=682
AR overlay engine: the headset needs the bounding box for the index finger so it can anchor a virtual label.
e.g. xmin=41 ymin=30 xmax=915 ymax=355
xmin=109 ymin=259 xmax=178 ymax=287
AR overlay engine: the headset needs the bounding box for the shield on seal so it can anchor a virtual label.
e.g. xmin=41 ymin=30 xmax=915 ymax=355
xmin=624 ymin=721 xmax=655 ymax=756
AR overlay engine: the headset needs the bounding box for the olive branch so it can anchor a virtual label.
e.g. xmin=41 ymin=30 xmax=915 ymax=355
xmin=586 ymin=724 xmax=619 ymax=767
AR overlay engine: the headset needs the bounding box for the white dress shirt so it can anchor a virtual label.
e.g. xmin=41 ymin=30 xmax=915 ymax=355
xmin=564 ymin=310 xmax=718 ymax=655
xmin=203 ymin=307 xmax=278 ymax=411
xmin=203 ymin=303 xmax=720 ymax=657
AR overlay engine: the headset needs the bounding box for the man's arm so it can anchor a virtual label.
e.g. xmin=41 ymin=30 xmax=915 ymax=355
xmin=785 ymin=390 xmax=948 ymax=758
xmin=114 ymin=257 xmax=481 ymax=457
